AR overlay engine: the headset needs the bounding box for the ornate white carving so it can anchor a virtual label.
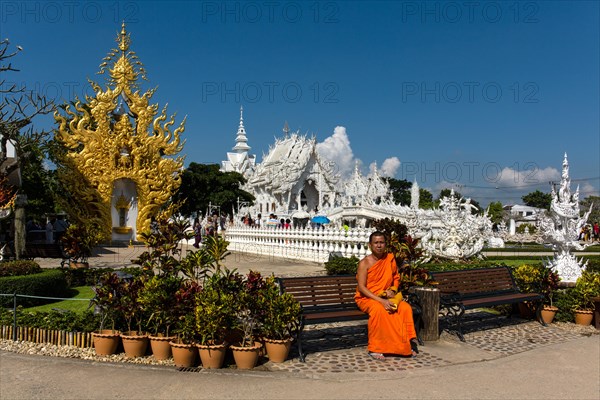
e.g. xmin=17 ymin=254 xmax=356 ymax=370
xmin=538 ymin=153 xmax=593 ymax=282
xmin=418 ymin=190 xmax=492 ymax=261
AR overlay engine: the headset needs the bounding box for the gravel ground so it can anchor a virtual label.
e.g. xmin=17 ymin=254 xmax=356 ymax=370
xmin=1 ymin=321 xmax=596 ymax=368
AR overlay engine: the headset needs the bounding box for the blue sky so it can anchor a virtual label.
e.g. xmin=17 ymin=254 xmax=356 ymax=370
xmin=2 ymin=0 xmax=599 ymax=206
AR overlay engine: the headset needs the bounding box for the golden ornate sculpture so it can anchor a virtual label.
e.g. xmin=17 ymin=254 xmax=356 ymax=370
xmin=54 ymin=23 xmax=185 ymax=239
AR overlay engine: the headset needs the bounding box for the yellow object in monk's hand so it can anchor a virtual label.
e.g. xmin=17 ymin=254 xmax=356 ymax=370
xmin=377 ymin=289 xmax=403 ymax=311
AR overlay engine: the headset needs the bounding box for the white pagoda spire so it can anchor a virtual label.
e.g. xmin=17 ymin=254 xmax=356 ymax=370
xmin=232 ymin=106 xmax=250 ymax=153
xmin=221 ymin=106 xmax=256 ymax=175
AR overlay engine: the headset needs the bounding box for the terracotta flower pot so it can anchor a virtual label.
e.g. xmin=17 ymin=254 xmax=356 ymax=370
xmin=541 ymin=306 xmax=558 ymax=324
xmin=230 ymin=342 xmax=263 ymax=370
xmin=197 ymin=342 xmax=227 ymax=369
xmin=263 ymin=337 xmax=293 ymax=363
xmin=170 ymin=341 xmax=198 ymax=368
xmin=574 ymin=310 xmax=594 ymax=326
xmin=149 ymin=335 xmax=177 ymax=360
xmin=121 ymin=331 xmax=149 ymax=358
xmin=92 ymin=330 xmax=120 ymax=356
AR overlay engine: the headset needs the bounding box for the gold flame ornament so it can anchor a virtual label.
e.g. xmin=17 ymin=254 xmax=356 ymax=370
xmin=54 ymin=23 xmax=185 ymax=239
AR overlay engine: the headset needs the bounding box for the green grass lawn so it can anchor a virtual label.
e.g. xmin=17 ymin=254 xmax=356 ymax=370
xmin=25 ymin=286 xmax=95 ymax=313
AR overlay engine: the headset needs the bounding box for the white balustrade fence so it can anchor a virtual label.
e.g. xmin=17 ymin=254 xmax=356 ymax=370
xmin=225 ymin=226 xmax=374 ymax=263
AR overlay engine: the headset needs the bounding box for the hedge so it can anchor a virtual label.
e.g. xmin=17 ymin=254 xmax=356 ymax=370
xmin=0 ymin=308 xmax=100 ymax=332
xmin=0 ymin=260 xmax=42 ymax=277
xmin=0 ymin=269 xmax=70 ymax=307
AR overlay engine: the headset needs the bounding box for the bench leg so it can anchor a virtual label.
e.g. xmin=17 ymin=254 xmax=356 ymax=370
xmin=297 ymin=330 xmax=306 ymax=362
xmin=440 ymin=303 xmax=466 ymax=341
xmin=295 ymin=318 xmax=307 ymax=362
xmin=412 ymin=308 xmax=424 ymax=346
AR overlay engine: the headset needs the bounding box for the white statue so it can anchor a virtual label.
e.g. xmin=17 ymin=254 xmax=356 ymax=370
xmin=538 ymin=153 xmax=593 ymax=282
xmin=419 ymin=190 xmax=493 ymax=261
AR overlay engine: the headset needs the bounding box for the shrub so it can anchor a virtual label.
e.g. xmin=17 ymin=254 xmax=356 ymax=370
xmin=553 ymin=289 xmax=576 ymax=322
xmin=324 ymin=256 xmax=359 ymax=275
xmin=516 ymin=223 xmax=537 ymax=234
xmin=0 ymin=307 xmax=99 ymax=332
xmin=422 ymin=260 xmax=508 ymax=272
xmin=0 ymin=260 xmax=42 ymax=277
xmin=584 ymin=257 xmax=600 ymax=274
xmin=60 ymin=266 xmax=143 ymax=287
xmin=0 ymin=269 xmax=69 ymax=307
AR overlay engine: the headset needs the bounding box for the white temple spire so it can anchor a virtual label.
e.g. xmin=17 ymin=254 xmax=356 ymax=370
xmin=221 ymin=106 xmax=256 ymax=175
xmin=233 ymin=105 xmax=250 ymax=153
xmin=283 ymin=121 xmax=290 ymax=136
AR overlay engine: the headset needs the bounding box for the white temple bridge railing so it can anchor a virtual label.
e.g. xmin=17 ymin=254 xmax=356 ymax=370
xmin=225 ymin=226 xmax=374 ymax=263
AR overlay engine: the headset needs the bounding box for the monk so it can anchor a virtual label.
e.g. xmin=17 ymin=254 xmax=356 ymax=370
xmin=355 ymin=231 xmax=418 ymax=360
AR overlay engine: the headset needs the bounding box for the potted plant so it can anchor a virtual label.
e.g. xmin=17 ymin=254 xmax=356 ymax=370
xmin=539 ymin=265 xmax=560 ymax=324
xmin=229 ymin=271 xmax=267 ymax=369
xmin=512 ymin=264 xmax=544 ymax=318
xmin=571 ymin=271 xmax=600 ymax=326
xmin=138 ymin=275 xmax=181 ymax=360
xmin=118 ymin=275 xmax=149 ymax=358
xmin=194 ymin=270 xmax=239 ymax=369
xmin=258 ymin=276 xmax=301 ymax=363
xmin=164 ymin=278 xmax=201 ymax=368
xmin=90 ymin=272 xmax=123 ymax=355
xmin=61 ymin=221 xmax=103 ymax=268
xmin=170 ymin=314 xmax=199 ymax=368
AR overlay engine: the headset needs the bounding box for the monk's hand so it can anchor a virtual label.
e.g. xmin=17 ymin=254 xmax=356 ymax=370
xmin=380 ymin=298 xmax=394 ymax=313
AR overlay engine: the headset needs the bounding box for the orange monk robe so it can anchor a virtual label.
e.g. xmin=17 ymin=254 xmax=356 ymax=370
xmin=355 ymin=253 xmax=416 ymax=356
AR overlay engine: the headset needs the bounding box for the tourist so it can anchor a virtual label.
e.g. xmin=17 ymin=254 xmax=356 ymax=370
xmin=53 ymin=217 xmax=69 ymax=243
xmin=255 ymin=214 xmax=261 ymax=228
xmin=354 ymin=231 xmax=418 ymax=360
xmin=593 ymin=222 xmax=599 ymax=242
xmin=193 ymin=217 xmax=202 ymax=248
xmin=205 ymin=217 xmax=214 ymax=236
xmin=284 ymin=218 xmax=291 ymax=229
xmin=45 ymin=218 xmax=55 ymax=244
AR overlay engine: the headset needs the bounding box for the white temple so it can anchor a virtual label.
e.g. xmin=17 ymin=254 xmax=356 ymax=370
xmin=221 ymin=111 xmax=501 ymax=261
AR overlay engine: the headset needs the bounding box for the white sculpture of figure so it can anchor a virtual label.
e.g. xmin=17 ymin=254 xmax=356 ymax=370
xmin=410 ymin=180 xmax=420 ymax=209
xmin=538 ymin=153 xmax=593 ymax=282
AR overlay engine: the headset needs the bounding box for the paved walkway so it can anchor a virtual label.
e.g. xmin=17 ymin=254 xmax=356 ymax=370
xmin=7 ymin=244 xmax=598 ymax=399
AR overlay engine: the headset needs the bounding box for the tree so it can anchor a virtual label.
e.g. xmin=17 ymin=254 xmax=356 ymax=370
xmin=0 ymin=39 xmax=55 ymax=258
xmin=0 ymin=39 xmax=55 ymax=182
xmin=173 ymin=163 xmax=254 ymax=217
xmin=580 ymin=196 xmax=599 ymax=225
xmin=386 ymin=178 xmax=411 ymax=205
xmin=21 ymin=142 xmax=58 ymax=221
xmin=522 ymin=190 xmax=552 ymax=210
xmin=418 ymin=188 xmax=434 ymax=209
xmin=487 ymin=201 xmax=505 ymax=224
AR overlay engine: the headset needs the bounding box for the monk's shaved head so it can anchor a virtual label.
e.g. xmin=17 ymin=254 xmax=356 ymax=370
xmin=369 ymin=231 xmax=386 ymax=243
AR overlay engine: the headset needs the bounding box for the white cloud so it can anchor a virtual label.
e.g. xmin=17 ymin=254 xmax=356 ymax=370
xmin=316 ymin=126 xmax=356 ymax=178
xmin=380 ymin=157 xmax=401 ymax=177
xmin=581 ymin=182 xmax=600 ymax=197
xmin=495 ymin=167 xmax=560 ymax=189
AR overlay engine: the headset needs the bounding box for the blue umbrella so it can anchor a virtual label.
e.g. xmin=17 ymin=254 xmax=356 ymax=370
xmin=311 ymin=216 xmax=330 ymax=224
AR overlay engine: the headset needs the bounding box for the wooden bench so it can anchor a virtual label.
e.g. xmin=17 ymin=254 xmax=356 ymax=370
xmin=276 ymin=275 xmax=422 ymax=362
xmin=429 ymin=266 xmax=545 ymax=341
